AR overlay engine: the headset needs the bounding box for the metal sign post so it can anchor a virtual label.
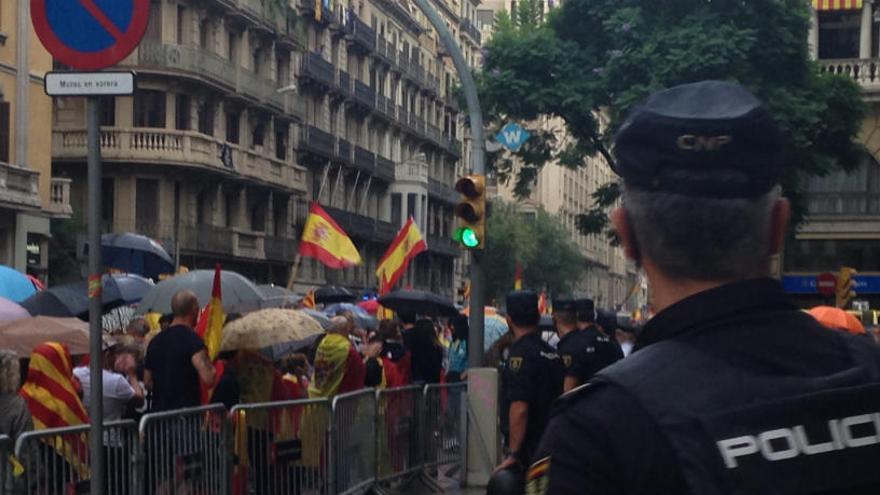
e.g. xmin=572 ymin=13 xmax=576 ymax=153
xmin=31 ymin=2 xmax=149 ymax=493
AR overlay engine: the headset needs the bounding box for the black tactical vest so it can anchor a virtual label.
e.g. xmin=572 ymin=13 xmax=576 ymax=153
xmin=595 ymin=335 xmax=880 ymax=495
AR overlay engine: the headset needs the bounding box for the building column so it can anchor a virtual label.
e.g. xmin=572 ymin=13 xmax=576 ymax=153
xmin=861 ymin=2 xmax=874 ymax=59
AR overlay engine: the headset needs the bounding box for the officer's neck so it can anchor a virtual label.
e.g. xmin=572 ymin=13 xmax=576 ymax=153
xmin=511 ymin=326 xmax=538 ymax=341
xmin=645 ymin=261 xmax=728 ymax=313
xmin=557 ymin=324 xmax=578 ymax=338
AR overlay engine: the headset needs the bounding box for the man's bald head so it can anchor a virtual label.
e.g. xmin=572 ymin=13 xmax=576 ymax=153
xmin=171 ymin=290 xmax=200 ymax=322
xmin=329 ymin=316 xmax=352 ymax=336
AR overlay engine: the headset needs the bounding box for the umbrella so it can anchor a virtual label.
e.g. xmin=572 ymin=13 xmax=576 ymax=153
xmin=484 ymin=315 xmax=509 ymax=352
xmin=136 ymin=269 xmax=264 ymax=315
xmin=315 ymin=286 xmax=356 ymax=304
xmin=378 ymin=290 xmax=458 ymax=317
xmin=358 ymin=299 xmax=380 ymax=315
xmin=22 ymin=274 xmax=155 ymax=319
xmin=100 ymin=232 xmax=175 ymax=279
xmin=257 ymin=284 xmax=302 ymax=308
xmin=0 ymin=316 xmax=90 ymax=357
xmin=301 ymin=308 xmax=332 ymax=330
xmin=0 ymin=297 xmax=29 ymax=322
xmin=221 ymin=309 xmax=324 ymax=352
xmin=0 ymin=265 xmax=38 ymax=302
xmin=324 ymin=303 xmax=378 ymax=331
xmin=808 ymin=306 xmax=865 ymax=335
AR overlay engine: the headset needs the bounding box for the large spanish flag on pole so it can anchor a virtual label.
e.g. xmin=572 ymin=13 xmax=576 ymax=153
xmin=196 ymin=263 xmax=225 ymax=361
xmin=299 ymin=203 xmax=363 ymax=268
xmin=376 ymin=217 xmax=427 ymax=295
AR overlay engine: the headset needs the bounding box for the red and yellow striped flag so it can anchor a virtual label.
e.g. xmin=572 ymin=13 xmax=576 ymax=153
xmin=197 ymin=263 xmax=225 ymax=360
xmin=514 ymin=263 xmax=524 ymax=290
xmin=812 ymin=0 xmax=862 ymax=10
xmin=301 ymin=290 xmax=316 ymax=309
xmin=299 ymin=203 xmax=363 ymax=269
xmin=376 ymin=217 xmax=427 ymax=295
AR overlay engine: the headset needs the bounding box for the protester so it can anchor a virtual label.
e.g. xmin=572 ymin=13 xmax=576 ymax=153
xmin=398 ymin=311 xmax=417 ymax=350
xmin=144 ymin=290 xmax=215 ymax=412
xmin=409 ymin=319 xmax=443 ymax=384
xmin=376 ymin=320 xmax=411 ymax=387
xmin=74 ymin=340 xmax=144 ymax=432
xmin=280 ymin=353 xmax=310 ymax=400
xmin=445 ymin=315 xmax=469 ymax=383
xmin=0 ymin=350 xmax=32 ymax=494
xmin=308 ymin=316 xmax=365 ymax=399
xmin=125 ymin=317 xmax=150 ymax=343
xmin=363 ymin=336 xmax=386 ymax=388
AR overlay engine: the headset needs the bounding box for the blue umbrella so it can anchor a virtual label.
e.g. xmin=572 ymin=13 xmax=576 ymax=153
xmin=99 ymin=233 xmax=174 ymax=279
xmin=0 ymin=265 xmax=37 ymax=302
xmin=484 ymin=316 xmax=509 ymax=353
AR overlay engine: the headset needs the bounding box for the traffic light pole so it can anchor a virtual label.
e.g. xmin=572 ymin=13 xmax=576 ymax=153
xmin=411 ymin=0 xmax=486 ymax=366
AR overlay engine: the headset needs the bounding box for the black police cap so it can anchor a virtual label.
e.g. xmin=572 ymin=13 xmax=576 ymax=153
xmin=574 ymin=298 xmax=594 ymax=312
xmin=506 ymin=290 xmax=541 ymax=326
xmin=613 ymin=80 xmax=784 ymax=198
xmin=597 ymin=309 xmax=618 ymax=331
xmin=553 ymin=297 xmax=577 ymax=313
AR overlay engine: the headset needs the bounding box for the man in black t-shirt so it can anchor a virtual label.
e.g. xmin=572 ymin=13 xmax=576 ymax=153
xmin=144 ymin=290 xmax=216 ymax=412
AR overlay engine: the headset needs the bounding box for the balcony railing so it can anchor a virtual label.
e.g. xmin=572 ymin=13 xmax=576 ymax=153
xmin=426 ymin=123 xmax=443 ymax=145
xmin=807 ymin=192 xmax=880 ymax=217
xmin=136 ymin=42 xmax=287 ymax=110
xmin=377 ymin=38 xmax=396 ymax=65
xmin=427 ymin=235 xmax=460 ymax=257
xmin=376 ymin=155 xmax=395 ymax=182
xmin=299 ymin=125 xmax=336 ymax=160
xmin=338 ymin=70 xmax=352 ymax=97
xmin=324 ymin=206 xmax=396 ymax=242
xmin=47 ymin=177 xmax=73 ymax=217
xmin=264 ymin=235 xmax=297 ymax=262
xmin=819 ymin=58 xmax=880 ymax=92
xmin=337 ymin=138 xmax=354 ymax=164
xmin=53 ymin=127 xmax=307 ymax=191
xmin=460 ymin=19 xmax=482 ymax=44
xmin=354 ymin=146 xmax=376 ymax=174
xmin=428 ymin=178 xmax=459 ymax=204
xmin=0 ymin=161 xmax=41 ymax=210
xmin=299 ymin=52 xmax=336 ymax=88
xmin=354 ymin=80 xmax=376 ymax=109
xmin=376 ymin=96 xmax=395 ymax=121
xmin=345 ymin=13 xmax=377 ymax=52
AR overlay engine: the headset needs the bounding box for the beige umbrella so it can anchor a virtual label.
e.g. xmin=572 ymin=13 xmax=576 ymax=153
xmin=220 ymin=309 xmax=324 ymax=352
xmin=0 ymin=316 xmax=90 ymax=357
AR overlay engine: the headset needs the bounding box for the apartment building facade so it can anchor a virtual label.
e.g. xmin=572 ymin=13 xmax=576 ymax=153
xmin=0 ymin=0 xmax=71 ymax=282
xmin=52 ymin=0 xmax=479 ymax=297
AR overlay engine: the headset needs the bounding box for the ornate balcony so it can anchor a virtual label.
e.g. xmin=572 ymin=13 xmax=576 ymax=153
xmin=460 ymin=19 xmax=482 ymax=45
xmin=47 ymin=177 xmax=73 ymax=218
xmin=52 ymin=127 xmax=307 ymax=192
xmin=428 ymin=178 xmax=459 ymax=205
xmin=376 ymin=155 xmax=395 ymax=182
xmin=0 ymin=161 xmax=40 ymax=211
xmin=324 ymin=206 xmax=396 ymax=243
xmin=338 ymin=70 xmax=352 ymax=98
xmin=299 ymin=52 xmax=336 ymax=88
xmin=299 ymin=125 xmax=336 ymax=161
xmin=345 ymin=13 xmax=377 ymax=53
xmin=354 ymin=145 xmax=376 ymax=175
xmin=353 ymin=80 xmax=376 ymax=110
xmin=337 ymin=138 xmax=354 ymax=165
xmin=264 ymin=235 xmax=298 ymax=262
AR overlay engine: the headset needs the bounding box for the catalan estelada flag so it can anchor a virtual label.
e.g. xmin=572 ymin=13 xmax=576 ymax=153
xmin=301 ymin=289 xmax=316 ymax=309
xmin=196 ymin=263 xmax=225 ymax=361
xmin=812 ymin=0 xmax=862 ymax=10
xmin=299 ymin=203 xmax=363 ymax=268
xmin=376 ymin=217 xmax=427 ymax=295
xmin=20 ymin=342 xmax=89 ymax=477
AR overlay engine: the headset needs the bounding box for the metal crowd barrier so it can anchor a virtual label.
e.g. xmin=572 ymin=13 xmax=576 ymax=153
xmin=14 ymin=420 xmax=138 ymax=495
xmin=230 ymin=398 xmax=331 ymax=495
xmin=421 ymin=383 xmax=468 ymax=489
xmin=0 ymin=435 xmax=10 ymax=495
xmin=137 ymin=404 xmax=229 ymax=495
xmin=330 ymin=389 xmax=377 ymax=495
xmin=374 ymin=385 xmax=424 ymax=489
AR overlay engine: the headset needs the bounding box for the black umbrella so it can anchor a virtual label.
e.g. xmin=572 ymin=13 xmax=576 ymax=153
xmin=378 ymin=289 xmax=458 ymax=317
xmin=99 ymin=233 xmax=174 ymax=279
xmin=137 ymin=269 xmax=264 ymax=315
xmin=257 ymin=284 xmax=302 ymax=308
xmin=21 ymin=274 xmax=154 ymax=319
xmin=315 ymin=286 xmax=356 ymax=304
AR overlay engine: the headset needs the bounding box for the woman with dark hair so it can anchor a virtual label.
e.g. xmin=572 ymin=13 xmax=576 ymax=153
xmin=409 ymin=319 xmax=443 ymax=384
xmin=446 ymin=315 xmax=469 ymax=383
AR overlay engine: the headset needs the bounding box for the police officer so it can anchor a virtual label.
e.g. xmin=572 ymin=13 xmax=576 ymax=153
xmin=527 ymin=81 xmax=880 ymax=494
xmin=576 ymin=298 xmax=624 ymax=370
xmin=554 ymin=298 xmax=606 ymax=392
xmin=493 ymin=290 xmax=564 ymax=483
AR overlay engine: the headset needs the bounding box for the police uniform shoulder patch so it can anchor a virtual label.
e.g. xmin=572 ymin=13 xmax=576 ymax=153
xmin=509 ymin=357 xmax=523 ymax=371
xmin=526 ymin=456 xmax=550 ymax=495
xmin=562 ymin=355 xmax=572 ymax=368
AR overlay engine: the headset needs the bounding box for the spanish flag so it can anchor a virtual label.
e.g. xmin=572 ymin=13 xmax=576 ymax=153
xmin=299 ymin=203 xmax=363 ymax=268
xmin=376 ymin=217 xmax=427 ymax=295
xmin=196 ymin=263 xmax=225 ymax=361
xmin=812 ymin=0 xmax=862 ymax=10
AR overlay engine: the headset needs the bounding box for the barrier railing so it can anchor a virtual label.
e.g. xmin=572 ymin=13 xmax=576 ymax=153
xmin=231 ymin=398 xmax=331 ymax=495
xmin=331 ymin=389 xmax=377 ymax=495
xmin=15 ymin=421 xmax=138 ymax=495
xmin=138 ymin=404 xmax=229 ymax=495
xmin=8 ymin=384 xmax=467 ymax=494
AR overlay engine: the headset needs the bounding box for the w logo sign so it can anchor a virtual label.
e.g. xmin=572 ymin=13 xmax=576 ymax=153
xmin=496 ymin=122 xmax=531 ymax=152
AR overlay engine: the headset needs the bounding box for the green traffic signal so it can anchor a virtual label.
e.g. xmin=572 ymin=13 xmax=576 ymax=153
xmin=457 ymin=226 xmax=480 ymax=248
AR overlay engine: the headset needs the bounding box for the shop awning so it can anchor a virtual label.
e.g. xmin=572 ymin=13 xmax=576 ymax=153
xmin=813 ymin=0 xmax=863 ymax=10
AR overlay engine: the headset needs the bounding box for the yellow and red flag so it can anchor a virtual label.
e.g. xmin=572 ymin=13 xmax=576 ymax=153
xmin=514 ymin=262 xmax=524 ymax=290
xmin=196 ymin=263 xmax=225 ymax=360
xmin=812 ymin=0 xmax=862 ymax=10
xmin=301 ymin=289 xmax=316 ymax=309
xmin=376 ymin=217 xmax=427 ymax=295
xmin=539 ymin=289 xmax=549 ymax=315
xmin=299 ymin=203 xmax=363 ymax=269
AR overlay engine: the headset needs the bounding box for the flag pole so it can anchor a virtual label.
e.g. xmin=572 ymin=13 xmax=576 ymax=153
xmin=286 ymin=254 xmax=302 ymax=291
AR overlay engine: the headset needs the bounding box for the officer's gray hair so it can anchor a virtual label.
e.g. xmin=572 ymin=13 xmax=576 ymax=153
xmin=0 ymin=350 xmax=20 ymax=395
xmin=622 ymin=185 xmax=781 ymax=281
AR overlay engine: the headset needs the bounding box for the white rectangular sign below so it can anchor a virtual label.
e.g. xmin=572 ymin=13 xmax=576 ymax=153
xmin=45 ymin=71 xmax=135 ymax=96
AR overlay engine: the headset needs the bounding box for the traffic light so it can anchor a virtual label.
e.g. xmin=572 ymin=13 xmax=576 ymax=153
xmin=453 ymin=175 xmax=486 ymax=249
xmin=836 ymin=266 xmax=858 ymax=309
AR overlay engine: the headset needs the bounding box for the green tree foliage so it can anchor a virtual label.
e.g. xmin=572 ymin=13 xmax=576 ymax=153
xmin=48 ymin=218 xmax=82 ymax=285
xmin=483 ymin=201 xmax=585 ymax=301
xmin=480 ymin=0 xmax=867 ymax=236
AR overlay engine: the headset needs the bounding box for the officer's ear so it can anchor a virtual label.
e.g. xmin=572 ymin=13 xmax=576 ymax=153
xmin=768 ymin=197 xmax=791 ymax=256
xmin=611 ymin=207 xmax=640 ymax=264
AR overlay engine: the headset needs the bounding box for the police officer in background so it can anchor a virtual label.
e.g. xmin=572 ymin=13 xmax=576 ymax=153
xmin=493 ymin=290 xmax=564 ymax=483
xmin=576 ymin=299 xmax=624 ymax=370
xmin=527 ymin=81 xmax=880 ymax=494
xmin=554 ymin=298 xmax=607 ymax=392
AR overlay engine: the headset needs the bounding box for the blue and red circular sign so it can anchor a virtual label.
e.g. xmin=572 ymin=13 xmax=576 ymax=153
xmin=31 ymin=0 xmax=150 ymax=71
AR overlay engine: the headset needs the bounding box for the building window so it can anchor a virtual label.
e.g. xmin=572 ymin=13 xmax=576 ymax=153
xmin=198 ymin=99 xmax=214 ymax=136
xmin=135 ymin=178 xmax=159 ymax=237
xmin=225 ymin=191 xmax=237 ymax=227
xmin=0 ymin=101 xmax=9 ymax=163
xmin=275 ymin=126 xmax=288 ymax=160
xmin=407 ymin=193 xmax=417 ymax=221
xmin=196 ymin=188 xmax=210 ymax=225
xmin=176 ymin=6 xmax=187 ymax=44
xmin=226 ymin=110 xmax=240 ymax=144
xmin=818 ymin=11 xmax=860 ymax=59
xmin=133 ymin=90 xmax=166 ymax=128
xmin=175 ymin=94 xmax=191 ymax=130
xmin=200 ymin=18 xmax=212 ymax=49
xmin=252 ymin=121 xmax=265 ymax=149
xmin=101 ymin=177 xmax=114 ymax=231
xmin=99 ymin=97 xmax=116 ymax=126
xmin=228 ymin=31 xmax=239 ymax=62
